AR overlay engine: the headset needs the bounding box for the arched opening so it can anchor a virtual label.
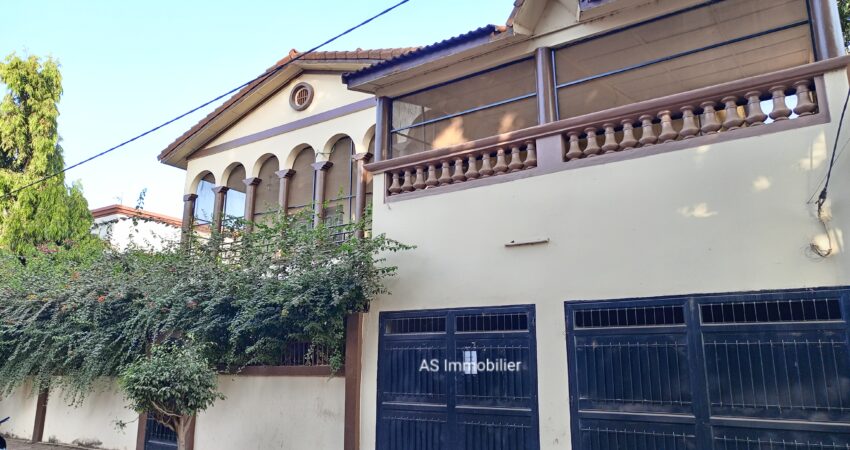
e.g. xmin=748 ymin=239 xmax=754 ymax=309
xmin=224 ymin=164 xmax=247 ymax=221
xmin=325 ymin=136 xmax=355 ymax=230
xmin=255 ymin=155 xmax=280 ymax=224
xmin=366 ymin=136 xmax=375 ymax=213
xmin=288 ymin=147 xmax=315 ymax=215
xmin=194 ymin=172 xmax=216 ymax=226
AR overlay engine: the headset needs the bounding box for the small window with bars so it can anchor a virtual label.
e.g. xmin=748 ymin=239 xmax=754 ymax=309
xmin=700 ymin=298 xmax=842 ymax=324
xmin=456 ymin=312 xmax=529 ymax=333
xmin=573 ymin=304 xmax=685 ymax=329
xmin=385 ymin=316 xmax=447 ymax=335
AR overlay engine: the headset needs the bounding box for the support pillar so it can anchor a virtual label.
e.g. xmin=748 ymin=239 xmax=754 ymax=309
xmin=180 ymin=194 xmax=197 ymax=245
xmin=809 ymin=0 xmax=845 ymax=60
xmin=242 ymin=177 xmax=261 ymax=230
xmin=352 ymin=153 xmax=373 ymax=238
xmin=311 ymin=161 xmax=332 ymax=228
xmin=343 ymin=313 xmax=364 ymax=450
xmin=211 ymin=186 xmax=229 ymax=234
xmin=275 ymin=169 xmax=295 ymax=213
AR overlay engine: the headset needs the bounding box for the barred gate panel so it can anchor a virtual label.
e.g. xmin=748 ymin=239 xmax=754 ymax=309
xmin=566 ymin=288 xmax=850 ymax=450
xmin=377 ymin=306 xmax=539 ymax=450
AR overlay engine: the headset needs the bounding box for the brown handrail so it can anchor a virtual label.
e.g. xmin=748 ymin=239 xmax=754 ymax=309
xmin=366 ymin=55 xmax=850 ymax=174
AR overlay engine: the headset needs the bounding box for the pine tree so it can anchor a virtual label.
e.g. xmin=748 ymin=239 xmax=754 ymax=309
xmin=0 ymin=53 xmax=91 ymax=253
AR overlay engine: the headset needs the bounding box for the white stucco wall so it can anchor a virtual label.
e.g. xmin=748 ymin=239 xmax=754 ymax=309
xmin=194 ymin=375 xmax=345 ymax=450
xmin=42 ymin=380 xmax=137 ymax=450
xmin=3 ymin=375 xmax=344 ymax=450
xmin=93 ymin=215 xmax=181 ymax=251
xmin=0 ymin=382 xmax=39 ymax=441
xmin=358 ymin=68 xmax=850 ymax=449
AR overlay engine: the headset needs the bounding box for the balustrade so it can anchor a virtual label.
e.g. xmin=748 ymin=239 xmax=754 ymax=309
xmin=378 ymin=73 xmax=822 ymax=197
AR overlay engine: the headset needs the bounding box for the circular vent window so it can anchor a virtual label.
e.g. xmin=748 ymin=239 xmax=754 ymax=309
xmin=289 ymin=82 xmax=314 ymax=111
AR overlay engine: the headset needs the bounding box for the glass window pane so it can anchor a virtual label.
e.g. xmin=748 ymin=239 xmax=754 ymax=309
xmin=392 ymin=96 xmax=538 ymax=156
xmin=554 ymin=0 xmax=810 ymax=86
xmin=392 ymin=59 xmax=536 ymax=130
xmin=194 ymin=174 xmax=215 ymax=224
xmin=255 ymin=156 xmax=280 ymax=216
xmin=288 ymin=148 xmax=315 ymax=211
xmin=556 ymin=25 xmax=812 ymax=118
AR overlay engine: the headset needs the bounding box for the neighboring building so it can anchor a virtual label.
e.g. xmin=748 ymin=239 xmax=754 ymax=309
xmin=5 ymin=1 xmax=850 ymax=449
xmin=91 ymin=204 xmax=182 ymax=250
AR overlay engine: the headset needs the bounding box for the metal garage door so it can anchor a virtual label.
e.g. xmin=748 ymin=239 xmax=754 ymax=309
xmin=565 ymin=287 xmax=850 ymax=450
xmin=377 ymin=305 xmax=539 ymax=450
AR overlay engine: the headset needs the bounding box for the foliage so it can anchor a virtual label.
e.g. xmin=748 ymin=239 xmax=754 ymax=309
xmin=0 ymin=53 xmax=92 ymax=253
xmin=120 ymin=344 xmax=223 ymax=450
xmin=0 ymin=209 xmax=408 ymax=404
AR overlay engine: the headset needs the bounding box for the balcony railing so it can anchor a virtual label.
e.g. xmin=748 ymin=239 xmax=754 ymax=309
xmin=368 ymin=56 xmax=850 ymax=199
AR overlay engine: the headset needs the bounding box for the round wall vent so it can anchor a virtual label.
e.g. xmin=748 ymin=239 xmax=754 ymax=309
xmin=289 ymin=82 xmax=314 ymax=111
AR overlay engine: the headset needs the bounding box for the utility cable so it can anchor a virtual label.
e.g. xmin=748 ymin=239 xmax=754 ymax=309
xmin=1 ymin=0 xmax=411 ymax=200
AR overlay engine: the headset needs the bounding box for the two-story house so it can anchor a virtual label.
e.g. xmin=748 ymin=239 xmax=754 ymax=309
xmin=160 ymin=0 xmax=850 ymax=449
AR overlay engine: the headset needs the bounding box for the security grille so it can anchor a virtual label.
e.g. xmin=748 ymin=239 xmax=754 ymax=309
xmin=377 ymin=305 xmax=539 ymax=450
xmin=565 ymin=288 xmax=850 ymax=450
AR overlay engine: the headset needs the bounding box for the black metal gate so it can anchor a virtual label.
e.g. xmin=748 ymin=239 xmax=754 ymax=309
xmin=565 ymin=287 xmax=850 ymax=450
xmin=144 ymin=415 xmax=178 ymax=450
xmin=377 ymin=305 xmax=539 ymax=450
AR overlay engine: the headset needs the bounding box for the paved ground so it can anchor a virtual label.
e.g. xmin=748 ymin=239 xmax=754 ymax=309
xmin=4 ymin=439 xmax=86 ymax=450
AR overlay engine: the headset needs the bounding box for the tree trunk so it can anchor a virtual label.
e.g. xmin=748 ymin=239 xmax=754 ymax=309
xmin=175 ymin=415 xmax=192 ymax=450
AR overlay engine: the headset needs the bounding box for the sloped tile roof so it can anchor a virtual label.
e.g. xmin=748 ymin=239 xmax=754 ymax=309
xmin=341 ymin=25 xmax=507 ymax=83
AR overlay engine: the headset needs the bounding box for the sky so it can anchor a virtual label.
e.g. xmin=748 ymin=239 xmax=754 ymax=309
xmin=0 ymin=0 xmax=510 ymax=218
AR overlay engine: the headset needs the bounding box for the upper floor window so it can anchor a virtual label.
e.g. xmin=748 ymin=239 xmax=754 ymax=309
xmin=554 ymin=0 xmax=813 ymax=119
xmin=224 ymin=164 xmax=247 ymax=222
xmin=390 ymin=58 xmax=537 ymax=157
xmin=325 ymin=137 xmax=356 ymax=229
xmin=254 ymin=155 xmax=280 ymax=224
xmin=288 ymin=147 xmax=316 ymax=215
xmin=194 ymin=173 xmax=216 ymax=225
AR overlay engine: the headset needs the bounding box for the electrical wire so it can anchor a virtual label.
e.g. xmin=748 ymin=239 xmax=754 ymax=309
xmin=1 ymin=0 xmax=411 ymax=200
xmin=814 ymin=86 xmax=850 ymax=210
xmin=808 ymin=86 xmax=850 ymax=257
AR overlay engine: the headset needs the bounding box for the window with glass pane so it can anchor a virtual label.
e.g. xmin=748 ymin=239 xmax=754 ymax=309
xmin=194 ymin=173 xmax=216 ymax=225
xmin=224 ymin=165 xmax=246 ymax=220
xmin=325 ymin=137 xmax=355 ymax=238
xmin=288 ymin=148 xmax=315 ymax=214
xmin=391 ymin=59 xmax=537 ymax=157
xmin=254 ymin=156 xmax=280 ymax=225
xmin=554 ymin=0 xmax=813 ymax=119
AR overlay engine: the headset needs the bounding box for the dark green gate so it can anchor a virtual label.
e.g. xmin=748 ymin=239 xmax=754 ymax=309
xmin=565 ymin=287 xmax=850 ymax=450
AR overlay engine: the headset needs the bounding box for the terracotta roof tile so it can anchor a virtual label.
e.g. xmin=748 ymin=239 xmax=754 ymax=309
xmin=342 ymin=25 xmax=508 ymax=84
xmin=158 ymin=47 xmax=417 ymax=163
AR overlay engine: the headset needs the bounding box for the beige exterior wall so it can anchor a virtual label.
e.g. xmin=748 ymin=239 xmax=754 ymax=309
xmin=186 ymin=73 xmax=375 ymax=192
xmin=3 ymin=375 xmax=345 ymax=450
xmin=0 ymin=382 xmax=39 ymax=440
xmin=43 ymin=380 xmax=137 ymax=450
xmin=207 ymin=72 xmax=373 ymax=148
xmin=194 ymin=375 xmax=345 ymax=450
xmin=358 ymin=68 xmax=850 ymax=449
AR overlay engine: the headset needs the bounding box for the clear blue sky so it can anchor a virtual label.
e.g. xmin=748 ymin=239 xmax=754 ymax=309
xmin=0 ymin=0 xmax=510 ymax=217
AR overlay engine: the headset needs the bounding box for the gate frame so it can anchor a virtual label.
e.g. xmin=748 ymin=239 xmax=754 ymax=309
xmin=376 ymin=304 xmax=540 ymax=450
xmin=564 ymin=285 xmax=850 ymax=450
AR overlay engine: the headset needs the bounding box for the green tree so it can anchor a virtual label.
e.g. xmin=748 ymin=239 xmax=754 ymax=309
xmin=840 ymin=0 xmax=850 ymax=47
xmin=0 ymin=53 xmax=91 ymax=253
xmin=120 ymin=345 xmax=224 ymax=450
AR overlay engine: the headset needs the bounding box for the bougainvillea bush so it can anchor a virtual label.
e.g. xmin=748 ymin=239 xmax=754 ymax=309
xmin=0 ymin=210 xmax=407 ymax=404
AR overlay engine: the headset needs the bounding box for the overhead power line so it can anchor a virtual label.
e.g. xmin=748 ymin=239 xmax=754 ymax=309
xmin=2 ymin=0 xmax=411 ymax=200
